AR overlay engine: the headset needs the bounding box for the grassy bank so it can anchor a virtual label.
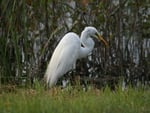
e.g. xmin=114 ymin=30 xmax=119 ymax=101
xmin=0 ymin=86 xmax=150 ymax=113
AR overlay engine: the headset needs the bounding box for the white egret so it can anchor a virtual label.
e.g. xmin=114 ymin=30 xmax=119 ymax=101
xmin=44 ymin=26 xmax=108 ymax=88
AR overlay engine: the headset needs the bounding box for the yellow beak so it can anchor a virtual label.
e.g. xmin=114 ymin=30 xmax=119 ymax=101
xmin=97 ymin=35 xmax=109 ymax=47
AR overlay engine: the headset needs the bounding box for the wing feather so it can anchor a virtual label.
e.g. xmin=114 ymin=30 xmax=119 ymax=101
xmin=44 ymin=32 xmax=80 ymax=87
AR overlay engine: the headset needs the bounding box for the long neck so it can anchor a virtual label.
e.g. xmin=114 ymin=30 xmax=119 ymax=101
xmin=78 ymin=30 xmax=95 ymax=58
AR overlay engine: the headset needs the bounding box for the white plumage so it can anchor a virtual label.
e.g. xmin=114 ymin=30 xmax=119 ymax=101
xmin=44 ymin=26 xmax=108 ymax=88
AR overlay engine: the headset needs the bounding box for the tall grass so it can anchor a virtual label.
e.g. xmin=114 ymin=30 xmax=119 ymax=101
xmin=0 ymin=85 xmax=150 ymax=113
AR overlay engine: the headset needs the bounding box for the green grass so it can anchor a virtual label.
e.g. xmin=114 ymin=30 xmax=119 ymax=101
xmin=0 ymin=85 xmax=150 ymax=113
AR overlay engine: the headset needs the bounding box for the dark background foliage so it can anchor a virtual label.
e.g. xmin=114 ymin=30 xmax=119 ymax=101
xmin=0 ymin=0 xmax=150 ymax=88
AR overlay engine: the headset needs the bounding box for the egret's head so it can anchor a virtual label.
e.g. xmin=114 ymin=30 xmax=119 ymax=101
xmin=84 ymin=26 xmax=108 ymax=47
